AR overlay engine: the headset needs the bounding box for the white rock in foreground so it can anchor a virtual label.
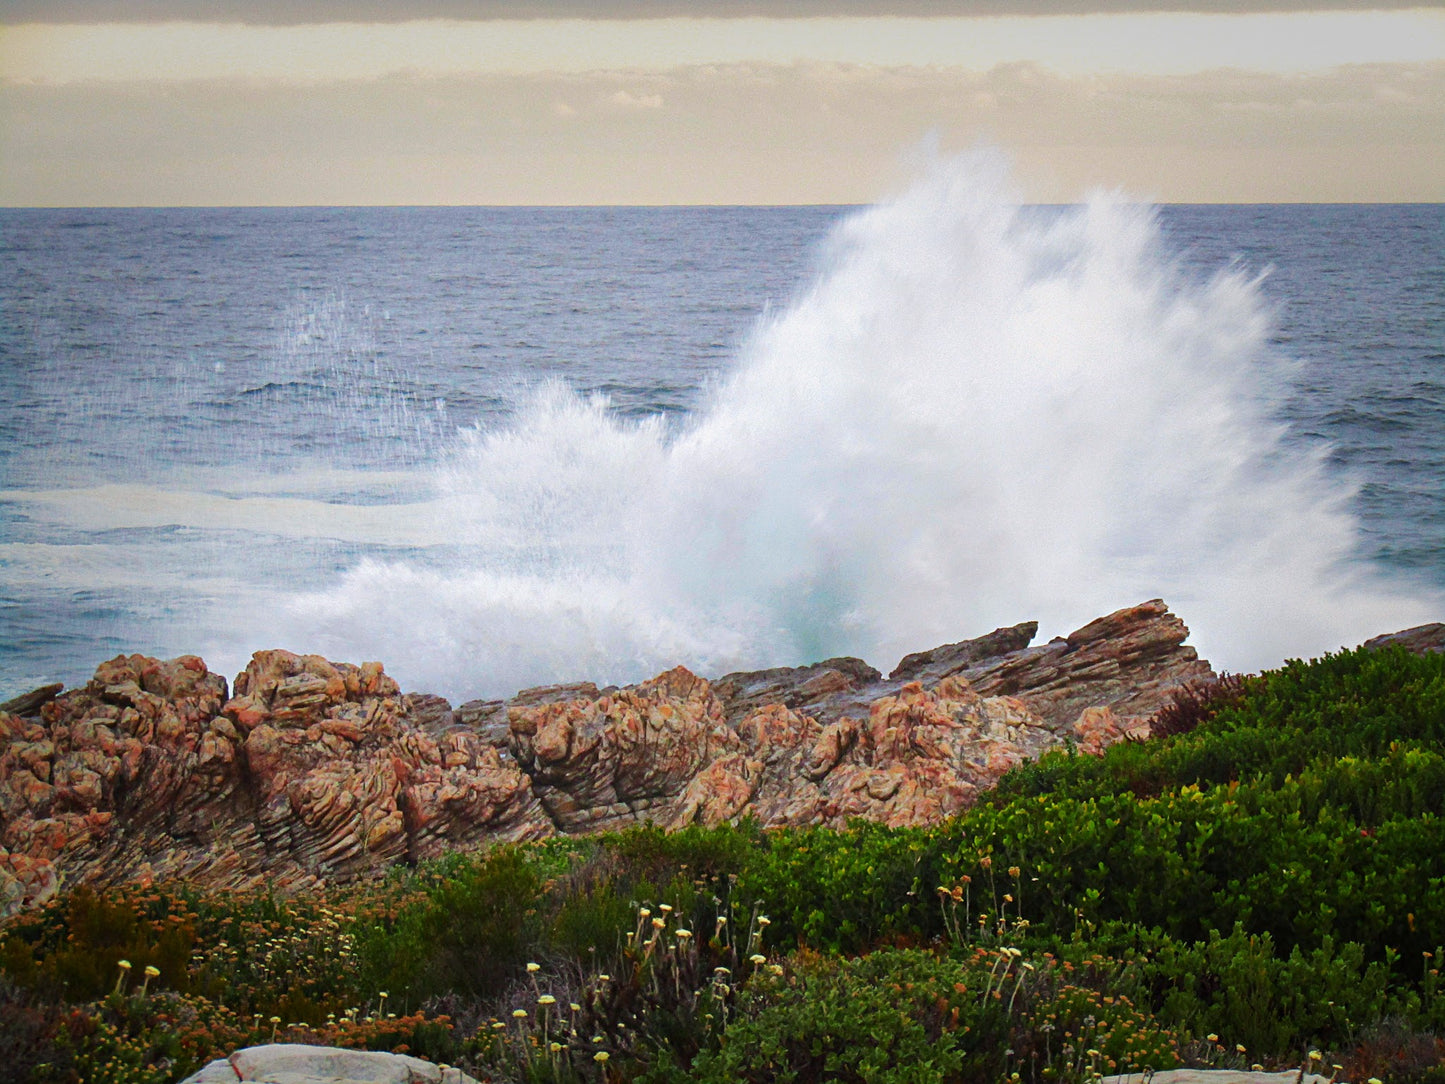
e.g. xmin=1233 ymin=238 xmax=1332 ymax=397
xmin=182 ymin=1044 xmax=479 ymax=1084
xmin=1101 ymin=1071 xmax=1337 ymax=1084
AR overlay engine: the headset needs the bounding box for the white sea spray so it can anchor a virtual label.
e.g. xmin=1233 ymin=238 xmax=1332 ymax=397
xmin=254 ymin=152 xmax=1434 ymax=697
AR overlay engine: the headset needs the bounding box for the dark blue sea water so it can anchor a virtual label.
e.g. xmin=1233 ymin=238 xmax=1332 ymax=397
xmin=1 ymin=169 xmax=1441 ymax=701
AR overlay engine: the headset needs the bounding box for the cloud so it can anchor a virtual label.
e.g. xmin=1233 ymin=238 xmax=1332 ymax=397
xmin=2 ymin=60 xmax=1440 ymax=204
xmin=5 ymin=12 xmax=1441 ymax=85
xmin=3 ymin=1 xmax=1436 ymax=24
xmin=608 ymin=89 xmax=664 ymax=109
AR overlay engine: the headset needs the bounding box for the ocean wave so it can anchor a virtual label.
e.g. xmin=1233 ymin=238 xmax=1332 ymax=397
xmin=257 ymin=153 xmax=1437 ymax=699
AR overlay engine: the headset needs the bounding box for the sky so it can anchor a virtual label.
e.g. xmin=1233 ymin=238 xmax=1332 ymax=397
xmin=1 ymin=1 xmax=1441 ymax=204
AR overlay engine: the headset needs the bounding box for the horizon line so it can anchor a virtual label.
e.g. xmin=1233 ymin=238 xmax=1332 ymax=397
xmin=4 ymin=200 xmax=1444 ymax=210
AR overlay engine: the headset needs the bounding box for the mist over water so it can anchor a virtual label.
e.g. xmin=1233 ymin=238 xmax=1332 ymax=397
xmin=263 ymin=155 xmax=1436 ymax=697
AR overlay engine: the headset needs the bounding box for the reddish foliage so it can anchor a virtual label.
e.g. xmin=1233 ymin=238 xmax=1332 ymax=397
xmin=1147 ymin=673 xmax=1249 ymax=739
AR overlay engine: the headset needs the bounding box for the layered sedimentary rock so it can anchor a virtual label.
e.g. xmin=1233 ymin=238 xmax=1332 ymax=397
xmin=511 ymin=599 xmax=1212 ymax=832
xmin=1363 ymin=622 xmax=1445 ymax=655
xmin=1 ymin=599 xmax=1216 ymax=915
xmin=0 ymin=651 xmax=544 ymax=915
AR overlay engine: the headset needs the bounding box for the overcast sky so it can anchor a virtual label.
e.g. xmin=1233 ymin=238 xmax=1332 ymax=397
xmin=1 ymin=2 xmax=1441 ymax=204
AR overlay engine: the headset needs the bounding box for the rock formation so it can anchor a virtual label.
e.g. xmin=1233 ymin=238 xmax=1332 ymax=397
xmin=1363 ymin=622 xmax=1445 ymax=655
xmin=184 ymin=1044 xmax=478 ymax=1084
xmin=0 ymin=599 xmax=1219 ymax=915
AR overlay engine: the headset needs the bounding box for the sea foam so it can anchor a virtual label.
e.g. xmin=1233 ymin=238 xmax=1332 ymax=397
xmin=252 ymin=153 xmax=1434 ymax=698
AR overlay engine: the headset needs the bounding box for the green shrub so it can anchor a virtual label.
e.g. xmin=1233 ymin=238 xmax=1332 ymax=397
xmin=736 ymin=821 xmax=938 ymax=953
xmin=0 ymin=886 xmax=196 ymax=1002
xmin=355 ymin=845 xmax=544 ymax=1004
xmin=997 ymin=645 xmax=1445 ymax=801
xmin=2 ymin=644 xmax=1442 ymax=1080
xmin=683 ymin=949 xmax=1006 ymax=1083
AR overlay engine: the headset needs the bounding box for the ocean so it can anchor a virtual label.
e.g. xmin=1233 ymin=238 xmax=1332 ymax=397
xmin=1 ymin=159 xmax=1441 ymax=702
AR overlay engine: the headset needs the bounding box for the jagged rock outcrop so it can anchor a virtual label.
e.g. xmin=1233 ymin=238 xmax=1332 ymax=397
xmin=513 ymin=600 xmax=1210 ymax=832
xmin=510 ymin=666 xmax=739 ymax=831
xmin=0 ymin=651 xmax=545 ymax=916
xmin=1363 ymin=622 xmax=1445 ymax=655
xmin=1 ymin=600 xmax=1215 ymax=915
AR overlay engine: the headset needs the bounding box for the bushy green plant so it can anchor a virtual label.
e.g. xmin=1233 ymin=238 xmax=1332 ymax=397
xmin=736 ymin=820 xmax=938 ymax=953
xmin=355 ymin=845 xmax=545 ymax=1004
xmin=680 ymin=948 xmax=1005 ymax=1084
xmin=2 ymin=644 xmax=1442 ymax=1081
xmin=0 ymin=885 xmax=196 ymax=1002
xmin=997 ymin=645 xmax=1445 ymax=801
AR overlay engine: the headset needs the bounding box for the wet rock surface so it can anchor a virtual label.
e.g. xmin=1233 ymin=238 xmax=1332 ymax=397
xmin=2 ymin=599 xmax=1224 ymax=913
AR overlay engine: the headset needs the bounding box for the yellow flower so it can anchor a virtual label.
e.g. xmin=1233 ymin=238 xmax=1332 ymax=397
xmin=594 ymin=1051 xmax=610 ymax=1063
xmin=749 ymin=954 xmax=766 ymax=964
xmin=659 ymin=904 xmax=673 ymax=913
xmin=1236 ymin=1045 xmax=1246 ymax=1054
xmin=676 ymin=929 xmax=693 ymax=940
xmin=513 ymin=1009 xmax=529 ymax=1019
xmin=598 ymin=973 xmax=611 ymax=982
xmin=1309 ymin=1051 xmax=1322 ymax=1062
xmin=143 ymin=966 xmax=160 ymax=978
xmin=757 ymin=916 xmax=771 ymax=927
xmin=1206 ymin=1034 xmax=1219 ymax=1043
xmin=526 ymin=962 xmax=541 ymax=973
xmin=117 ymin=960 xmax=133 ymax=971
xmin=538 ymin=995 xmax=556 ymax=1006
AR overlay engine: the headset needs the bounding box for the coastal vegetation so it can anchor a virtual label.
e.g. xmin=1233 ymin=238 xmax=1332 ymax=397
xmin=2 ymin=644 xmax=1442 ymax=1083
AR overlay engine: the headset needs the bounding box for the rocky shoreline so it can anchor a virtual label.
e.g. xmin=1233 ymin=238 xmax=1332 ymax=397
xmin=2 ymin=600 xmax=1437 ymax=918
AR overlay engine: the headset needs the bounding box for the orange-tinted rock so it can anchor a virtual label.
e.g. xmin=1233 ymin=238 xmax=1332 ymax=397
xmin=1 ymin=599 xmax=1225 ymax=916
xmin=0 ymin=651 xmax=544 ymax=917
xmin=509 ymin=665 xmax=739 ymax=831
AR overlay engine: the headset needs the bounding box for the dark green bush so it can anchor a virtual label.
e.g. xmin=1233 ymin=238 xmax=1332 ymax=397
xmin=0 ymin=886 xmax=196 ymax=1002
xmin=736 ymin=820 xmax=938 ymax=953
xmin=355 ymin=845 xmax=544 ymax=1004
xmin=997 ymin=645 xmax=1445 ymax=801
xmin=3 ymin=643 xmax=1442 ymax=1081
xmin=682 ymin=949 xmax=1007 ymax=1084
